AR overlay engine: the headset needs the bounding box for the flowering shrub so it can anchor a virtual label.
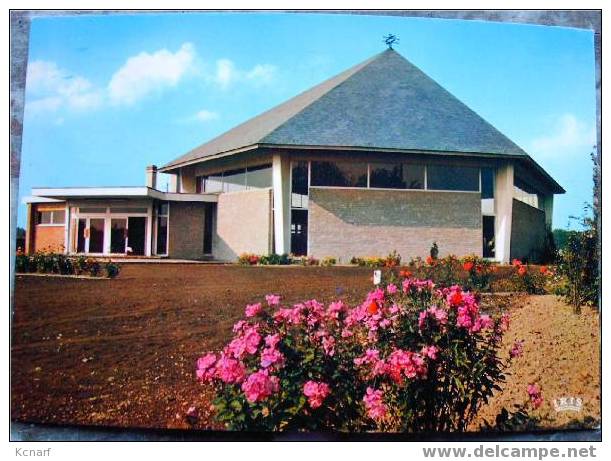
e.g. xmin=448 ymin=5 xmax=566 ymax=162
xmin=320 ymin=257 xmax=337 ymax=267
xmin=461 ymin=255 xmax=495 ymax=291
xmin=351 ymin=251 xmax=401 ymax=268
xmin=195 ymin=276 xmax=514 ymax=432
xmin=237 ymin=253 xmax=260 ymax=265
xmin=510 ymin=260 xmax=549 ymax=294
xmin=15 ymin=250 xmax=116 ymax=278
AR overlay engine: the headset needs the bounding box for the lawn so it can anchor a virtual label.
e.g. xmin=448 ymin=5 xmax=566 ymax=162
xmin=11 ymin=264 xmax=600 ymax=432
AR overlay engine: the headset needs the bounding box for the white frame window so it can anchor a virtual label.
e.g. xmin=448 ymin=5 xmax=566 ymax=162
xmin=36 ymin=209 xmax=66 ymax=226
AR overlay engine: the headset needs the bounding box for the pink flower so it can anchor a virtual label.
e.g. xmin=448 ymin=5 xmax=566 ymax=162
xmin=232 ymin=320 xmax=246 ymax=333
xmin=303 ymin=381 xmax=330 ymax=409
xmin=421 ymin=345 xmax=439 ymax=360
xmin=227 ymin=325 xmax=261 ymax=358
xmin=245 ymin=302 xmax=262 ymax=317
xmin=386 ymin=349 xmax=427 ymax=383
xmin=510 ymin=340 xmax=524 ymax=358
xmin=326 ymin=300 xmax=345 ymax=320
xmin=265 ymin=294 xmax=281 ymax=306
xmin=241 ymin=369 xmax=279 ymax=403
xmin=500 ymin=313 xmax=511 ymax=332
xmin=264 ymin=333 xmax=281 ymax=348
xmin=322 ymin=335 xmax=336 ymax=356
xmin=363 ymin=387 xmax=387 ymax=421
xmin=354 ymin=348 xmax=386 ymax=378
xmin=196 ymin=353 xmax=217 ymax=382
xmin=527 ymin=383 xmax=543 ymax=409
xmin=261 ymin=346 xmax=284 ymax=368
xmin=215 ymin=354 xmax=246 ymax=383
xmin=386 ymin=283 xmax=398 ymax=295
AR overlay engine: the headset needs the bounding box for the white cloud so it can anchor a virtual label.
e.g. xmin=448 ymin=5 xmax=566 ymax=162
xmin=212 ymin=59 xmax=277 ymax=89
xmin=193 ymin=109 xmax=219 ymax=122
xmin=26 ymin=60 xmax=103 ymax=114
xmin=25 ymin=43 xmax=278 ymax=117
xmin=108 ymin=42 xmax=196 ymax=105
xmin=530 ymin=113 xmax=596 ymax=157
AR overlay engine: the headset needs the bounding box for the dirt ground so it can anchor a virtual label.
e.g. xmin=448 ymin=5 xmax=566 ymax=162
xmin=11 ymin=264 xmax=600 ymax=432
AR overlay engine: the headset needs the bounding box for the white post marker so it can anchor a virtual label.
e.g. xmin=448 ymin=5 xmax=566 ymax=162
xmin=373 ymin=269 xmax=382 ymax=286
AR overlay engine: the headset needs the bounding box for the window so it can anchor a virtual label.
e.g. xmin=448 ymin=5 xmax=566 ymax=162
xmin=156 ymin=202 xmax=169 ymax=255
xmin=310 ymin=161 xmax=367 ymax=188
xmin=88 ymin=218 xmax=105 ymax=253
xmin=223 ymin=168 xmax=247 ymax=192
xmin=246 ymin=164 xmax=272 ymax=189
xmin=481 ymin=168 xmax=495 ymax=199
xmin=203 ymin=174 xmax=223 ymax=193
xmin=291 ymin=161 xmax=309 ymax=208
xmin=78 ymin=207 xmax=106 ymax=214
xmin=483 ymin=216 xmax=495 ymax=258
xmin=427 ymin=165 xmax=479 ymax=191
xmin=369 ymin=163 xmax=425 ymax=189
xmin=37 ymin=209 xmax=65 ymax=225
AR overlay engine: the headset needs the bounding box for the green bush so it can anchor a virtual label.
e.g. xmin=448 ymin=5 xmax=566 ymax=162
xmin=105 ymin=261 xmax=121 ymax=278
xmin=556 ymin=214 xmax=599 ymax=313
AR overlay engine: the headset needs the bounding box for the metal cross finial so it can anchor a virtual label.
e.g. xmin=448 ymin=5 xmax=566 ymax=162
xmin=383 ymin=34 xmax=399 ymax=50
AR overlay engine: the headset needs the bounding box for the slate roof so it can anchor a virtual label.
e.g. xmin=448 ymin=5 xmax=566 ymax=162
xmin=161 ymin=49 xmax=563 ymax=193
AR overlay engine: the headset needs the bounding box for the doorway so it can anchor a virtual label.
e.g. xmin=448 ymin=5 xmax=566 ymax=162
xmin=290 ymin=209 xmax=308 ymax=256
xmin=128 ymin=217 xmax=146 ymax=255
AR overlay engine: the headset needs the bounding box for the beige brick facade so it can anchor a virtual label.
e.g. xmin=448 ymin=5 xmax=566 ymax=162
xmin=167 ymin=202 xmax=208 ymax=259
xmin=308 ymin=188 xmax=482 ymax=263
xmin=510 ymin=199 xmax=546 ymax=261
xmin=214 ymin=188 xmax=273 ymax=261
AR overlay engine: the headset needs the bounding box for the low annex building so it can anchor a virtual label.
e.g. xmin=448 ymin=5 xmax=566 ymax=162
xmin=24 ymin=49 xmax=564 ymax=263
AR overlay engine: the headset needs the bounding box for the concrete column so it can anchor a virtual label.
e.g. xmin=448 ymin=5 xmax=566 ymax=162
xmin=145 ymin=165 xmax=158 ymax=189
xmin=494 ymin=163 xmax=514 ymax=263
xmin=272 ymin=153 xmax=291 ymax=255
xmin=145 ymin=202 xmax=153 ymax=256
xmin=24 ymin=203 xmax=32 ymax=254
xmin=63 ymin=203 xmax=70 ymax=254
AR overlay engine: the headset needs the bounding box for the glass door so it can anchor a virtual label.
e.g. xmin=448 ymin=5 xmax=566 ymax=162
xmin=77 ymin=218 xmax=87 ymax=253
xmin=88 ymin=218 xmax=105 ymax=253
xmin=110 ymin=218 xmax=128 ymax=254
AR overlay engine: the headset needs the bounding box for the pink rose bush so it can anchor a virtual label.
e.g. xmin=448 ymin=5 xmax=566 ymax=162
xmin=196 ymin=277 xmax=515 ymax=432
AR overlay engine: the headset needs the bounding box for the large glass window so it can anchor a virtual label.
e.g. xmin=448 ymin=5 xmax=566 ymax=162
xmin=246 ymin=164 xmax=272 ymax=188
xmin=427 ymin=165 xmax=479 ymax=191
xmin=310 ymin=161 xmax=367 ymax=188
xmin=203 ymin=174 xmax=223 ymax=193
xmin=369 ymin=163 xmax=425 ymax=189
xmin=156 ymin=202 xmax=169 ymax=255
xmin=223 ymin=168 xmax=247 ymax=192
xmin=483 ymin=216 xmax=495 ymax=258
xmin=481 ymin=168 xmax=495 ymax=199
xmin=291 ymin=161 xmax=309 ymax=208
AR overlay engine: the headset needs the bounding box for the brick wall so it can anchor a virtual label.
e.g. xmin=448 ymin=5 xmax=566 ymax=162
xmin=27 ymin=203 xmax=66 ymax=253
xmin=167 ymin=202 xmax=207 ymax=259
xmin=214 ymin=188 xmax=272 ymax=261
xmin=510 ymin=199 xmax=546 ymax=261
xmin=308 ymin=188 xmax=482 ymax=263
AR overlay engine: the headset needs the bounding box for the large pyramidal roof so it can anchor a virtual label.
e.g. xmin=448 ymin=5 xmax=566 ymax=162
xmin=162 ymin=49 xmax=530 ymax=171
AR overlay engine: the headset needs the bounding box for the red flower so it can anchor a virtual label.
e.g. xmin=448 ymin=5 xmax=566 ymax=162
xmin=425 ymin=256 xmax=435 ymax=266
xmin=539 ymin=266 xmax=548 ymax=275
xmin=449 ymin=291 xmax=463 ymax=306
xmin=512 ymin=259 xmax=523 ymax=267
xmin=463 ymin=261 xmax=474 ymax=272
xmin=517 ymin=265 xmax=527 ymax=277
xmin=399 ymin=269 xmax=412 ymax=278
xmin=367 ymin=301 xmax=379 ymax=315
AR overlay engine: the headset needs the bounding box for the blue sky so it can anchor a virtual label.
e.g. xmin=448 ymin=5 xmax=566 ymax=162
xmin=19 ymin=12 xmax=596 ymax=229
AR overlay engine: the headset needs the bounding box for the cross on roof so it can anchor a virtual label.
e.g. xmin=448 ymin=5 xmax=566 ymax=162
xmin=383 ymin=34 xmax=399 ymax=50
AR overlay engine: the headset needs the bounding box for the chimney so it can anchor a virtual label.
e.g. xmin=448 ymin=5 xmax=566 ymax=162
xmin=146 ymin=165 xmax=158 ymax=189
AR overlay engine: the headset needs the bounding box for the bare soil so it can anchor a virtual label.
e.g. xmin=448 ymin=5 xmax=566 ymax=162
xmin=11 ymin=264 xmax=600 ymax=432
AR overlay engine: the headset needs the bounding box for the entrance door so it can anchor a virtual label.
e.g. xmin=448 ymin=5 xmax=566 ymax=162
xmin=128 ymin=217 xmax=146 ymax=256
xmin=88 ymin=218 xmax=105 ymax=253
xmin=110 ymin=218 xmax=127 ymax=253
xmin=203 ymin=204 xmax=214 ymax=255
xmin=290 ymin=209 xmax=308 ymax=256
xmin=483 ymin=216 xmax=495 ymax=258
